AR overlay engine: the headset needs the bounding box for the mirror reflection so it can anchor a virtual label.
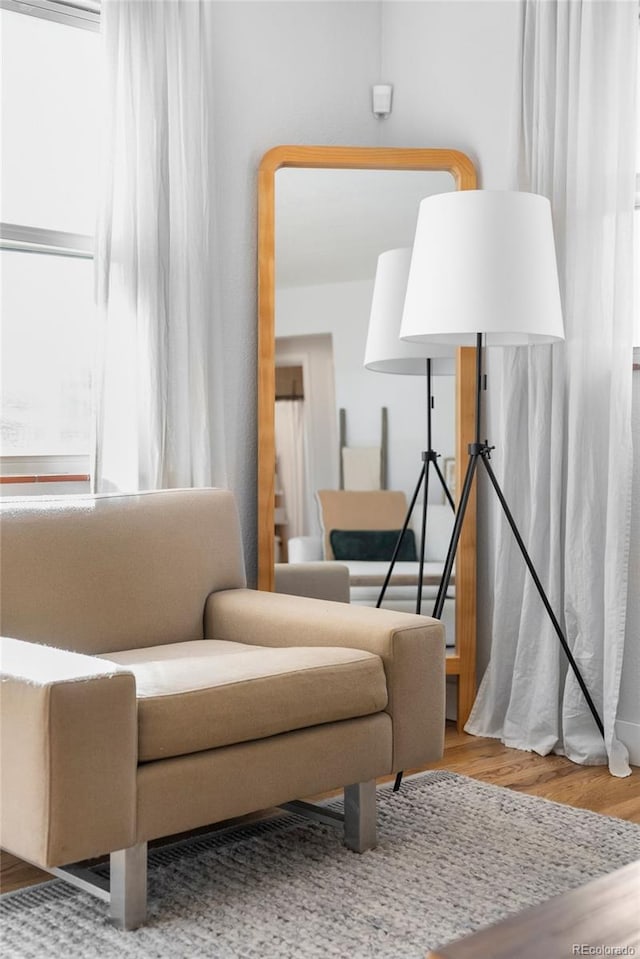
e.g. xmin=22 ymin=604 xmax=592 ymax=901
xmin=274 ymin=168 xmax=456 ymax=558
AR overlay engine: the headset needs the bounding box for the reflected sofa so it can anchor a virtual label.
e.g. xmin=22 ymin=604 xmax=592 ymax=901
xmin=0 ymin=488 xmax=445 ymax=929
xmin=288 ymin=490 xmax=456 ymax=644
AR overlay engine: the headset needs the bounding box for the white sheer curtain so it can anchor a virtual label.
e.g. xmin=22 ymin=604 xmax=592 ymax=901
xmin=275 ymin=400 xmax=307 ymax=541
xmin=466 ymin=0 xmax=638 ymax=776
xmin=93 ymin=0 xmax=225 ymax=491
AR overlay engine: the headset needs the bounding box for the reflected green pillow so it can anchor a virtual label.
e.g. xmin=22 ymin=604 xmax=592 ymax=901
xmin=329 ymin=529 xmax=417 ymax=562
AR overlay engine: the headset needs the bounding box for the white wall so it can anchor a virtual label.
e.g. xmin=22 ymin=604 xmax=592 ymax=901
xmin=379 ymin=0 xmax=521 ymax=190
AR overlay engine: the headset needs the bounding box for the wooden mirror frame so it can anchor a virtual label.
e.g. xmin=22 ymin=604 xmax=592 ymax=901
xmin=257 ymin=145 xmax=478 ymax=728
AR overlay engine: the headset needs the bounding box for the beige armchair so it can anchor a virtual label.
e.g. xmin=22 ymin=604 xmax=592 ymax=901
xmin=0 ymin=489 xmax=445 ymax=929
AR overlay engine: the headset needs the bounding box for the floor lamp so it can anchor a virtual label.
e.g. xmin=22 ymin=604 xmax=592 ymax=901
xmin=400 ymin=189 xmax=604 ymax=739
xmin=364 ymin=248 xmax=455 ymax=616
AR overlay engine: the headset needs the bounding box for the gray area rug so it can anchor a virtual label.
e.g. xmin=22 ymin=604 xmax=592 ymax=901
xmin=2 ymin=770 xmax=639 ymax=959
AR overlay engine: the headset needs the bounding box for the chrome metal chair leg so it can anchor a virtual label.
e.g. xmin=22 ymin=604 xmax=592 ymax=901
xmin=343 ymin=780 xmax=377 ymax=852
xmin=109 ymin=842 xmax=148 ymax=930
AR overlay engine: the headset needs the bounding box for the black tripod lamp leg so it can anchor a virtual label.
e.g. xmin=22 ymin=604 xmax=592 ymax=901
xmin=377 ymin=461 xmax=425 ymax=607
xmin=433 ymin=452 xmax=479 ymax=620
xmin=480 ymin=454 xmax=604 ymax=738
xmin=416 ymin=458 xmax=432 ymax=615
xmin=433 ymin=456 xmax=456 ymax=512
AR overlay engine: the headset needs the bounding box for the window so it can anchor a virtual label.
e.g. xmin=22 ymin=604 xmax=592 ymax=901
xmin=0 ymin=1 xmax=101 ymax=483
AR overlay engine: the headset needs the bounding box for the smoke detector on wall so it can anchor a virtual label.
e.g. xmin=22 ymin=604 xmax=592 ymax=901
xmin=372 ymin=84 xmax=393 ymax=119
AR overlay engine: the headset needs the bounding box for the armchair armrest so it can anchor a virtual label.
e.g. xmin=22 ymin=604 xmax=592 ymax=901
xmin=0 ymin=637 xmax=137 ymax=868
xmin=205 ymin=589 xmax=445 ymax=771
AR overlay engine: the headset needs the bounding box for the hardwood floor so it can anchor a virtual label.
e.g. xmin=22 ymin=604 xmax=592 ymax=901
xmin=414 ymin=726 xmax=640 ymax=823
xmin=2 ymin=724 xmax=639 ymax=895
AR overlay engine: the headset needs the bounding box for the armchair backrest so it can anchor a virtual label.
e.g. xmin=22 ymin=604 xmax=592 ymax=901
xmin=0 ymin=488 xmax=246 ymax=655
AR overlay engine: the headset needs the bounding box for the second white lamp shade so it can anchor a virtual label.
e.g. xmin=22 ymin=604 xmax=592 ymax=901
xmin=364 ymin=247 xmax=454 ymax=375
xmin=400 ymin=190 xmax=565 ymax=347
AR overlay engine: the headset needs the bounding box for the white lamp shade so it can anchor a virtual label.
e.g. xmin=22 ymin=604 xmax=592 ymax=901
xmin=364 ymin=247 xmax=455 ymax=375
xmin=400 ymin=190 xmax=565 ymax=347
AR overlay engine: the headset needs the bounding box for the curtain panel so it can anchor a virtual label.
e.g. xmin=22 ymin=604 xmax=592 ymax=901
xmin=93 ymin=0 xmax=224 ymax=491
xmin=467 ymin=0 xmax=638 ymax=776
xmin=275 ymin=399 xmax=308 ymax=541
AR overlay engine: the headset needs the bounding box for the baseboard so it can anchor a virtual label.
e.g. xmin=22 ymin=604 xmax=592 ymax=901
xmin=616 ymin=720 xmax=640 ymax=767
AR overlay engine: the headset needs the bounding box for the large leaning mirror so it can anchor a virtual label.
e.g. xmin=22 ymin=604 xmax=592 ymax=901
xmin=258 ymin=146 xmax=478 ymax=728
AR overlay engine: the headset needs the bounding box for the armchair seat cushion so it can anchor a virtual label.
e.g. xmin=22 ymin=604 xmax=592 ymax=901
xmin=101 ymin=640 xmax=387 ymax=762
